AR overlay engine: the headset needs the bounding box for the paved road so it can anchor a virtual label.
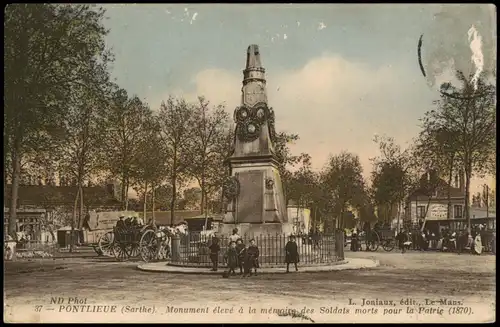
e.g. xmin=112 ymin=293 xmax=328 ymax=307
xmin=4 ymin=251 xmax=495 ymax=323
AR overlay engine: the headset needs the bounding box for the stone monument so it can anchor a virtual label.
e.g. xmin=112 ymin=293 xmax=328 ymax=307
xmin=220 ymin=44 xmax=292 ymax=238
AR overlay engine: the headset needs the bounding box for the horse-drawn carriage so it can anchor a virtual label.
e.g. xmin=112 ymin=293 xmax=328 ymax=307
xmin=97 ymin=221 xmax=189 ymax=262
xmin=358 ymin=228 xmax=397 ymax=252
xmin=98 ymin=222 xmax=154 ymax=261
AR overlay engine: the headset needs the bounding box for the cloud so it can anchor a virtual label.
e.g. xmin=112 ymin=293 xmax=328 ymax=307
xmin=148 ymin=54 xmax=433 ymax=178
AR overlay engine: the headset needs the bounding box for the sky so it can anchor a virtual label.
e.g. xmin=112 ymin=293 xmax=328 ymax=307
xmin=100 ymin=4 xmax=496 ymax=196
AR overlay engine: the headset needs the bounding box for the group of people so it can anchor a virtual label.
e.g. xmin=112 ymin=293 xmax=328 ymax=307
xmin=208 ymin=228 xmax=301 ymax=277
xmin=115 ymin=215 xmax=144 ymax=230
xmin=349 ymin=220 xmax=490 ymax=255
xmin=395 ymin=224 xmax=487 ymax=255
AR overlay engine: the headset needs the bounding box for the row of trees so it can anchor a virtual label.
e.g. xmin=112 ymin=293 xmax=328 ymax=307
xmin=285 ymin=71 xmax=496 ymax=233
xmin=4 ymin=4 xmax=308 ymax=239
xmin=369 ymin=72 xmax=496 ymax=232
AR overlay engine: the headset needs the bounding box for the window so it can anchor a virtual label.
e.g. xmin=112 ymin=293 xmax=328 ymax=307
xmin=454 ymin=205 xmax=463 ymax=219
xmin=417 ymin=206 xmax=426 ymax=218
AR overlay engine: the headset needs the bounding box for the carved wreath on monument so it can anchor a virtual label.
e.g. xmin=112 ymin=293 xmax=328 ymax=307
xmin=235 ymin=102 xmax=273 ymax=143
xmin=265 ymin=177 xmax=274 ymax=190
xmin=223 ymin=176 xmax=240 ymax=200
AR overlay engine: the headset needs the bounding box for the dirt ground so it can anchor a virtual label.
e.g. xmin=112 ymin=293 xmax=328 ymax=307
xmin=4 ymin=250 xmax=495 ymax=323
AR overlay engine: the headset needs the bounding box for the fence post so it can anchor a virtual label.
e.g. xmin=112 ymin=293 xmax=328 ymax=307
xmin=335 ymin=230 xmax=345 ymax=260
xmin=171 ymin=235 xmax=181 ymax=262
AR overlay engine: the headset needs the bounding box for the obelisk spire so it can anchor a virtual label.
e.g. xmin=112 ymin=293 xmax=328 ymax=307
xmin=243 ymin=44 xmax=266 ymax=86
xmin=246 ymin=44 xmax=262 ymax=68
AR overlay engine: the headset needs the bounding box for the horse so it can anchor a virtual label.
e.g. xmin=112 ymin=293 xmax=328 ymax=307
xmin=154 ymin=222 xmax=189 ymax=260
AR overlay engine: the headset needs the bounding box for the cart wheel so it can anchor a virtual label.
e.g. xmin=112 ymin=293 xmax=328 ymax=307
xmin=382 ymin=239 xmax=395 ymax=252
xmin=98 ymin=232 xmax=115 ymax=257
xmin=113 ymin=243 xmax=129 ymax=261
xmin=140 ymin=229 xmax=158 ymax=262
xmin=366 ymin=232 xmax=380 ymax=252
xmin=126 ymin=243 xmax=141 ymax=258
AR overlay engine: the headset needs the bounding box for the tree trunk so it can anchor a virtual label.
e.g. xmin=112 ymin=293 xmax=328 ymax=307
xmin=8 ymin=139 xmax=21 ymax=242
xmin=7 ymin=139 xmax=21 ymax=261
xmin=78 ymin=184 xmax=84 ymax=230
xmin=71 ymin=187 xmax=81 ymax=253
xmin=421 ymin=193 xmax=434 ymax=232
xmin=143 ymin=182 xmax=148 ymax=225
xmin=124 ymin=177 xmax=130 ymax=211
xmin=121 ymin=175 xmax=127 ymax=210
xmin=465 ymin=164 xmax=472 ymax=234
xmin=339 ymin=207 xmax=344 ymax=230
xmin=203 ymin=189 xmax=209 ymax=231
xmin=415 ymin=196 xmax=418 ymax=227
xmin=170 ymin=173 xmax=177 ymax=227
xmin=396 ymin=203 xmax=401 ymax=231
xmin=201 ymin=174 xmax=205 ymax=215
xmin=220 ymin=185 xmax=225 ymax=214
xmin=151 ymin=185 xmax=156 ymax=227
xmin=446 ymin=156 xmax=454 ymax=219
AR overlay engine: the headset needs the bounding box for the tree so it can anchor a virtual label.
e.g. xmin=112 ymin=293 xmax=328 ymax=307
xmin=214 ymin=125 xmax=235 ymax=214
xmin=421 ymin=71 xmax=496 ymax=233
xmin=158 ymin=97 xmax=195 ymax=226
xmin=472 ymin=192 xmax=482 ymax=207
xmin=273 ymin=132 xmax=307 ymax=203
xmin=417 ymin=127 xmax=462 ymax=219
xmin=321 ymin=151 xmax=365 ymax=230
xmin=370 ymin=135 xmax=418 ymax=229
xmin=178 ymin=187 xmax=202 ymax=211
xmin=102 ymin=90 xmax=151 ymax=210
xmin=130 ymin=114 xmax=166 ymax=224
xmin=148 ymin=185 xmax=174 ymax=211
xmin=57 ymin=82 xmax=109 ymax=251
xmin=187 ymin=96 xmax=230 ymax=218
xmin=287 ymin=154 xmax=317 ymax=228
xmin=4 ymin=4 xmax=112 ymax=241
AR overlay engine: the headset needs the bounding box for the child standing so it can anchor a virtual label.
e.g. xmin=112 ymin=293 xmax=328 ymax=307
xmin=223 ymin=241 xmax=239 ymax=277
xmin=246 ymin=239 xmax=260 ymax=276
xmin=285 ymin=235 xmax=299 ymax=273
xmin=208 ymin=234 xmax=221 ymax=271
xmin=235 ymin=239 xmax=246 ymax=275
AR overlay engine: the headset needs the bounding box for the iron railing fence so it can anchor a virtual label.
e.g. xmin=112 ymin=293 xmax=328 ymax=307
xmin=170 ymin=231 xmax=345 ymax=267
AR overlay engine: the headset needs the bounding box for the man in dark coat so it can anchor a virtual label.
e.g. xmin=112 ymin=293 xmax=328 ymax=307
xmin=285 ymin=235 xmax=299 ymax=273
xmin=223 ymin=241 xmax=239 ymax=277
xmin=396 ymin=228 xmax=409 ymax=253
xmin=116 ymin=216 xmax=125 ymax=230
xmin=235 ymin=239 xmax=246 ymax=275
xmin=350 ymin=229 xmax=359 ymax=252
xmin=208 ymin=233 xmax=221 ymax=271
xmin=245 ymin=239 xmax=260 ymax=276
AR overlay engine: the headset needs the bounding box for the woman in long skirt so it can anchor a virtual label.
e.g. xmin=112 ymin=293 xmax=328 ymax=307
xmin=285 ymin=235 xmax=299 ymax=273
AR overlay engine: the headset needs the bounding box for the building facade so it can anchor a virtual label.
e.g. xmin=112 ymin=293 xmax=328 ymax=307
xmin=405 ymin=171 xmax=466 ymax=225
